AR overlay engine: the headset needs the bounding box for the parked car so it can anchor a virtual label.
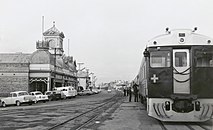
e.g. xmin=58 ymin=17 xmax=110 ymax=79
xmin=78 ymin=89 xmax=94 ymax=96
xmin=45 ymin=90 xmax=66 ymax=101
xmin=107 ymin=89 xmax=112 ymax=93
xmin=30 ymin=91 xmax=49 ymax=103
xmin=0 ymin=91 xmax=35 ymax=107
xmin=53 ymin=86 xmax=77 ymax=98
xmin=92 ymin=89 xmax=101 ymax=94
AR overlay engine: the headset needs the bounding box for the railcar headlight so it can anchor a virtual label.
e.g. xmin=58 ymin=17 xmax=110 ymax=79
xmin=180 ymin=38 xmax=184 ymax=43
xmin=165 ymin=101 xmax=170 ymax=111
xmin=195 ymin=101 xmax=200 ymax=111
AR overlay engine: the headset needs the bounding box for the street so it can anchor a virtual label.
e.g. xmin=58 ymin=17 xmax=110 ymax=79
xmin=0 ymin=90 xmax=213 ymax=130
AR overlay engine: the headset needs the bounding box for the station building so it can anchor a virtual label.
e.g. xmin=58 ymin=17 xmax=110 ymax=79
xmin=0 ymin=25 xmax=78 ymax=96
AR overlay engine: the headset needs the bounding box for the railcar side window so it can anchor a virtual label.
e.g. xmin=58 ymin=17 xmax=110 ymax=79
xmin=195 ymin=51 xmax=213 ymax=67
xmin=150 ymin=51 xmax=171 ymax=68
xmin=175 ymin=52 xmax=187 ymax=67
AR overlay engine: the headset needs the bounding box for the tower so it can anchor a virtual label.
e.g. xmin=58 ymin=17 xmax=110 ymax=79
xmin=42 ymin=22 xmax=65 ymax=55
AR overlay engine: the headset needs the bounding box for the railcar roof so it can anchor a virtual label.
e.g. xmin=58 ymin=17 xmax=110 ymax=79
xmin=147 ymin=29 xmax=213 ymax=47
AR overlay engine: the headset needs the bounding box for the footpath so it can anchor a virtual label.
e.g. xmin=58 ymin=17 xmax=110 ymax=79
xmin=96 ymin=96 xmax=161 ymax=130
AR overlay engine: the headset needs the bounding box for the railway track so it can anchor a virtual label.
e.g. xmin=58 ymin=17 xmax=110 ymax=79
xmin=48 ymin=92 xmax=124 ymax=130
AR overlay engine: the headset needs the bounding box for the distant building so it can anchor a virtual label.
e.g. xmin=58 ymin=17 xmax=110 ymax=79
xmin=0 ymin=24 xmax=77 ymax=96
xmin=77 ymin=71 xmax=90 ymax=91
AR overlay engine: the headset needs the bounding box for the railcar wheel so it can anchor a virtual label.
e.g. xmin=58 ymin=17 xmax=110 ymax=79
xmin=16 ymin=101 xmax=21 ymax=106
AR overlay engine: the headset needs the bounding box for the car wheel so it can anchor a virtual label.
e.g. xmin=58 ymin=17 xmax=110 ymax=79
xmin=2 ymin=102 xmax=6 ymax=107
xmin=16 ymin=101 xmax=21 ymax=106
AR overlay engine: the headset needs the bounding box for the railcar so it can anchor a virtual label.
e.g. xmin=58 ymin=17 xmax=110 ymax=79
xmin=137 ymin=28 xmax=213 ymax=122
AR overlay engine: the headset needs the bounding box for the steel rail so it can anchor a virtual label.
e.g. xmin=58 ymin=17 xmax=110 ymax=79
xmin=48 ymin=93 xmax=123 ymax=130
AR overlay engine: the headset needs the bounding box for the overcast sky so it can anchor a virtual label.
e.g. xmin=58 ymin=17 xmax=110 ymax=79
xmin=1 ymin=0 xmax=213 ymax=84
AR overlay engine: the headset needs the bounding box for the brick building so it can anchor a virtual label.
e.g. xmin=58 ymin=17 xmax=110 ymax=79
xmin=0 ymin=53 xmax=30 ymax=96
xmin=0 ymin=25 xmax=78 ymax=96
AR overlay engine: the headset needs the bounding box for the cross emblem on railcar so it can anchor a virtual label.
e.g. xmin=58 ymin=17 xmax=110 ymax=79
xmin=151 ymin=74 xmax=159 ymax=83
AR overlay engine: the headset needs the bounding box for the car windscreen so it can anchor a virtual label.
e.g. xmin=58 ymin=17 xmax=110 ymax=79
xmin=18 ymin=92 xmax=28 ymax=96
xmin=35 ymin=92 xmax=42 ymax=95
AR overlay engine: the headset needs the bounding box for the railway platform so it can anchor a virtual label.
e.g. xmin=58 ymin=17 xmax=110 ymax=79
xmin=96 ymin=96 xmax=161 ymax=130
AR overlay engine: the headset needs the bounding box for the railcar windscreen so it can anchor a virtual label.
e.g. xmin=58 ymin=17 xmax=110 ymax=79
xmin=195 ymin=51 xmax=213 ymax=67
xmin=150 ymin=51 xmax=171 ymax=68
xmin=175 ymin=52 xmax=187 ymax=67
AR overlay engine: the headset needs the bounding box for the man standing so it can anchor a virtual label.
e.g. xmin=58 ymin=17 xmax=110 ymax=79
xmin=133 ymin=83 xmax=139 ymax=102
xmin=123 ymin=86 xmax=126 ymax=96
xmin=128 ymin=87 xmax=132 ymax=102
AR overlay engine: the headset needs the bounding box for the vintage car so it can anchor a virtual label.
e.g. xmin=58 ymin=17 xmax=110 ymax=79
xmin=0 ymin=91 xmax=35 ymax=107
xmin=30 ymin=91 xmax=49 ymax=103
xmin=53 ymin=86 xmax=77 ymax=98
xmin=78 ymin=89 xmax=94 ymax=96
xmin=45 ymin=90 xmax=66 ymax=101
xmin=91 ymin=89 xmax=101 ymax=94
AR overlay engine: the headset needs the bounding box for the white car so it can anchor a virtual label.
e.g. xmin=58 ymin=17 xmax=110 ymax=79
xmin=30 ymin=91 xmax=49 ymax=103
xmin=53 ymin=86 xmax=77 ymax=98
xmin=0 ymin=91 xmax=35 ymax=107
xmin=92 ymin=89 xmax=101 ymax=94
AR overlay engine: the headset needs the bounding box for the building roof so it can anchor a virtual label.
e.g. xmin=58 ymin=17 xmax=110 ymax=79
xmin=30 ymin=50 xmax=54 ymax=64
xmin=0 ymin=53 xmax=31 ymax=63
xmin=43 ymin=25 xmax=65 ymax=38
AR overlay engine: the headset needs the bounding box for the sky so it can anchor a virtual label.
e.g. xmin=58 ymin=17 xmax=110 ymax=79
xmin=1 ymin=0 xmax=213 ymax=84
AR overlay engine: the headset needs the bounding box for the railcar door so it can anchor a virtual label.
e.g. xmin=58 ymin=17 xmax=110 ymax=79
xmin=173 ymin=49 xmax=190 ymax=94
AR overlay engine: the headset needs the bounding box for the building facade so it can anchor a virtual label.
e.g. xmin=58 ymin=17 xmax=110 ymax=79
xmin=0 ymin=25 xmax=78 ymax=96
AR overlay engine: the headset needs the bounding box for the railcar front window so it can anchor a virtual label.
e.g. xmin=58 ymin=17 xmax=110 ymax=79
xmin=150 ymin=51 xmax=171 ymax=68
xmin=195 ymin=51 xmax=213 ymax=67
xmin=175 ymin=52 xmax=187 ymax=67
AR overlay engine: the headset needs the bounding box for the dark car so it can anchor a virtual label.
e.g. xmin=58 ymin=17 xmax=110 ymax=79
xmin=45 ymin=90 xmax=66 ymax=101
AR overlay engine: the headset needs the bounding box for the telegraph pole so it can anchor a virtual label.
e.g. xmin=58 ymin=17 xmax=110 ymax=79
xmin=68 ymin=39 xmax=70 ymax=56
xmin=41 ymin=16 xmax=44 ymax=40
xmin=77 ymin=62 xmax=84 ymax=71
xmin=54 ymin=48 xmax=56 ymax=88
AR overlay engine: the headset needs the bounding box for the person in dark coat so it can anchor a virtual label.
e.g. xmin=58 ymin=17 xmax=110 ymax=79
xmin=126 ymin=86 xmax=129 ymax=96
xmin=123 ymin=87 xmax=126 ymax=96
xmin=128 ymin=87 xmax=132 ymax=102
xmin=133 ymin=83 xmax=139 ymax=102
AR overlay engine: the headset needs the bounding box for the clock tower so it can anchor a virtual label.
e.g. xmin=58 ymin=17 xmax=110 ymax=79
xmin=43 ymin=22 xmax=65 ymax=55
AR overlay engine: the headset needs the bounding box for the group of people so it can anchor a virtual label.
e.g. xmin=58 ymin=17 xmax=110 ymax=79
xmin=123 ymin=83 xmax=139 ymax=102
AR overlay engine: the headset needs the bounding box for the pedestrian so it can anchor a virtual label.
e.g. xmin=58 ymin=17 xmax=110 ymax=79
xmin=123 ymin=86 xmax=127 ymax=96
xmin=133 ymin=83 xmax=139 ymax=102
xmin=128 ymin=87 xmax=132 ymax=102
